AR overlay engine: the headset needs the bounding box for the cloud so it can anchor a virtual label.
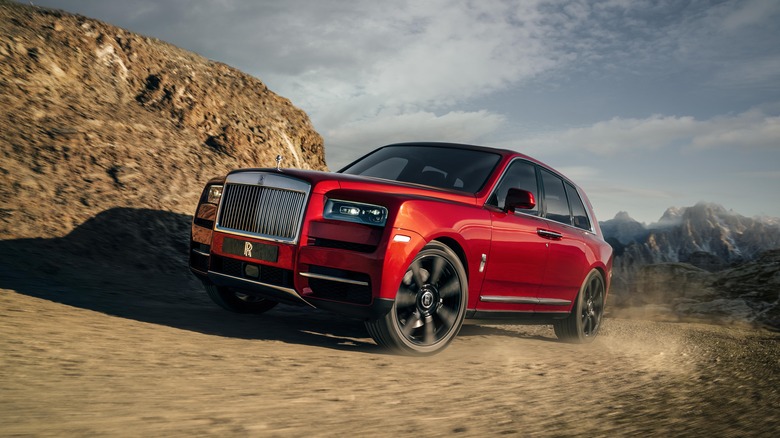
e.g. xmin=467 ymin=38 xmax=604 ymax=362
xmin=709 ymin=56 xmax=780 ymax=90
xmin=689 ymin=111 xmax=780 ymax=150
xmin=734 ymin=170 xmax=780 ymax=179
xmin=32 ymin=0 xmax=780 ymax=172
xmin=262 ymin=1 xmax=566 ymax=113
xmin=510 ymin=110 xmax=780 ymax=156
xmin=554 ymin=165 xmax=600 ymax=180
xmin=719 ymin=0 xmax=780 ymax=31
xmin=325 ymin=110 xmax=505 ymax=168
xmin=587 ymin=183 xmax=676 ymax=200
xmin=674 ymin=0 xmax=780 ymax=89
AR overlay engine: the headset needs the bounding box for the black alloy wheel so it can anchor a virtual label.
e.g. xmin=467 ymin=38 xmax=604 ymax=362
xmin=366 ymin=241 xmax=468 ymax=355
xmin=554 ymin=269 xmax=605 ymax=343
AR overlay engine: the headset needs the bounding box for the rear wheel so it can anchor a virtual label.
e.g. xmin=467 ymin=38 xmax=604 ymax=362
xmin=366 ymin=241 xmax=467 ymax=355
xmin=204 ymin=282 xmax=278 ymax=314
xmin=554 ymin=269 xmax=605 ymax=343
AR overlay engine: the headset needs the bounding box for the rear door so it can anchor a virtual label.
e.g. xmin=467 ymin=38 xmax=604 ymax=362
xmin=535 ymin=170 xmax=590 ymax=312
xmin=480 ymin=160 xmax=549 ymax=311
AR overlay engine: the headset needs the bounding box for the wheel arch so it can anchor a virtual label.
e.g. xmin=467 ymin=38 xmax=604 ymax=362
xmin=429 ymin=234 xmax=485 ymax=310
xmin=589 ymin=263 xmax=610 ymax=299
xmin=432 ymin=236 xmax=469 ymax=279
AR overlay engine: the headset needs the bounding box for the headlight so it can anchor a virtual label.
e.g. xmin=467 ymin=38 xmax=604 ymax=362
xmin=324 ymin=199 xmax=387 ymax=226
xmin=206 ymin=185 xmax=223 ymax=205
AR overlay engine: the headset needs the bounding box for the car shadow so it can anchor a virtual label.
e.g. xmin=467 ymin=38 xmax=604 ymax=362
xmin=0 ymin=207 xmax=559 ymax=353
xmin=0 ymin=207 xmax=380 ymax=353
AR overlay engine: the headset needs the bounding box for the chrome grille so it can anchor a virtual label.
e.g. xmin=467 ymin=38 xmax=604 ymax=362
xmin=217 ymin=183 xmax=307 ymax=242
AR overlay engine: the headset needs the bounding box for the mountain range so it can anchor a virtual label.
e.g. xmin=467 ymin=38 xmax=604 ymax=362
xmin=600 ymin=202 xmax=780 ymax=328
xmin=602 ymin=202 xmax=780 ymax=272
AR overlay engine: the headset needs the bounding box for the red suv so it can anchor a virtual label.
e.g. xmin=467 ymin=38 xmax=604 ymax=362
xmin=190 ymin=143 xmax=613 ymax=355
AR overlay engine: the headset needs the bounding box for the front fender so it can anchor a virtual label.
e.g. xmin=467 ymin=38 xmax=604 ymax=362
xmin=384 ymin=199 xmax=492 ymax=309
xmin=378 ymin=228 xmax=427 ymax=300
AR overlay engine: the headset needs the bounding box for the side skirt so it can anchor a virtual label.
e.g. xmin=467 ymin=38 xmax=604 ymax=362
xmin=465 ymin=310 xmax=570 ymax=324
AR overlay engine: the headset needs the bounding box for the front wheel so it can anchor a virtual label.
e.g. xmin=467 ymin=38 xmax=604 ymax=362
xmin=204 ymin=282 xmax=278 ymax=314
xmin=366 ymin=242 xmax=468 ymax=356
xmin=554 ymin=269 xmax=605 ymax=343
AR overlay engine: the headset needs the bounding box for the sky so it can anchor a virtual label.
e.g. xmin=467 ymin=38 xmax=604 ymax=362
xmin=28 ymin=0 xmax=780 ymax=224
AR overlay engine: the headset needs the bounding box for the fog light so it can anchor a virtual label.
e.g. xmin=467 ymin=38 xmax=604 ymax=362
xmin=244 ymin=263 xmax=259 ymax=279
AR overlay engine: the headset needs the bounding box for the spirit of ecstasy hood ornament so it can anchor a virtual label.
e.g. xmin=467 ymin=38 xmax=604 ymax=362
xmin=275 ymin=155 xmax=283 ymax=171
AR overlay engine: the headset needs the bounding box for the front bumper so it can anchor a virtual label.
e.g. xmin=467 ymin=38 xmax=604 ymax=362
xmin=190 ymin=219 xmax=404 ymax=320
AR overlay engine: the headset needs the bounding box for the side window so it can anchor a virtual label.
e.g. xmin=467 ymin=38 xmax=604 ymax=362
xmin=541 ymin=170 xmax=571 ymax=225
xmin=565 ymin=183 xmax=591 ymax=230
xmin=486 ymin=160 xmax=538 ymax=215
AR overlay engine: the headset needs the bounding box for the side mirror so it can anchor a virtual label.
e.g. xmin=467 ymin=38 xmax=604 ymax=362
xmin=505 ymin=188 xmax=536 ymax=212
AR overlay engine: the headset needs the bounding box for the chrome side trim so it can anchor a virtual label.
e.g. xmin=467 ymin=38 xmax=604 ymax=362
xmin=191 ymin=249 xmax=210 ymax=257
xmin=299 ymin=272 xmax=369 ymax=287
xmin=207 ymin=271 xmax=312 ymax=306
xmin=537 ymin=298 xmax=572 ymax=306
xmin=480 ymin=295 xmax=538 ymax=304
xmin=480 ymin=296 xmax=571 ymax=306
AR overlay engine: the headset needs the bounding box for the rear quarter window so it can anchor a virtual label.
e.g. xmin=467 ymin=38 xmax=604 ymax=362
xmin=541 ymin=170 xmax=571 ymax=225
xmin=565 ymin=183 xmax=591 ymax=231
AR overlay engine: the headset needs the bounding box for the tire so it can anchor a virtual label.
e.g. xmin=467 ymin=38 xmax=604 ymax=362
xmin=554 ymin=269 xmax=605 ymax=343
xmin=365 ymin=241 xmax=468 ymax=355
xmin=204 ymin=282 xmax=278 ymax=314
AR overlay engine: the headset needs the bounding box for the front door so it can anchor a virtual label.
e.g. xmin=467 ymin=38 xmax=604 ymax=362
xmin=479 ymin=159 xmax=548 ymax=312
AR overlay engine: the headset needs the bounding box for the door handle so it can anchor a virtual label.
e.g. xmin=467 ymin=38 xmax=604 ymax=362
xmin=537 ymin=229 xmax=563 ymax=240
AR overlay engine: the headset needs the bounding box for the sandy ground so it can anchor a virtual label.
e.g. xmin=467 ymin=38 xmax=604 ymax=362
xmin=1 ymin=267 xmax=779 ymax=437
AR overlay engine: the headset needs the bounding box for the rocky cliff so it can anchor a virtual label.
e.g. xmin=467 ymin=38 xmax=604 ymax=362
xmin=0 ymin=1 xmax=327 ymax=241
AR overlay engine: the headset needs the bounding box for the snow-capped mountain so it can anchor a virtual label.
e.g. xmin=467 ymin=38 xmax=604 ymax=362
xmin=603 ymin=202 xmax=780 ymax=272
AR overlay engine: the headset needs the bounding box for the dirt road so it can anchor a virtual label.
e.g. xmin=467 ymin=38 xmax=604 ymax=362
xmin=1 ymin=268 xmax=779 ymax=437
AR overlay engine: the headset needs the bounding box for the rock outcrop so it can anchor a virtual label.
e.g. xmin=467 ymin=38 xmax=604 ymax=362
xmin=613 ymin=251 xmax=780 ymax=328
xmin=0 ymin=1 xmax=327 ymax=240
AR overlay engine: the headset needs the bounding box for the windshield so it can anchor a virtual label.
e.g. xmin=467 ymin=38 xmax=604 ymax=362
xmin=339 ymin=145 xmax=501 ymax=193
